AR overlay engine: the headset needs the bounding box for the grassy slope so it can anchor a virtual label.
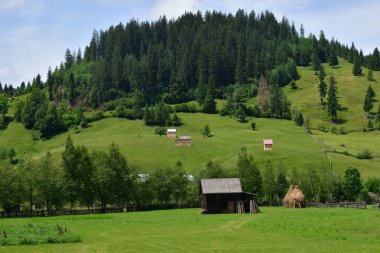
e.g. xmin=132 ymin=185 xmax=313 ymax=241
xmin=1 ymin=113 xmax=379 ymax=177
xmin=1 ymin=207 xmax=380 ymax=253
xmin=286 ymin=58 xmax=380 ymax=130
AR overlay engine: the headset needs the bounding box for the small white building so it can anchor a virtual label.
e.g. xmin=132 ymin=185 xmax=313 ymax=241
xmin=167 ymin=129 xmax=177 ymax=138
xmin=263 ymin=139 xmax=273 ymax=151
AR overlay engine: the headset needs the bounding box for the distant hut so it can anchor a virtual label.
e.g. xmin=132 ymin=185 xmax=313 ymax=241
xmin=283 ymin=185 xmax=305 ymax=208
xmin=175 ymin=136 xmax=192 ymax=146
xmin=167 ymin=129 xmax=177 ymax=138
xmin=200 ymin=178 xmax=259 ymax=214
xmin=263 ymin=139 xmax=273 ymax=151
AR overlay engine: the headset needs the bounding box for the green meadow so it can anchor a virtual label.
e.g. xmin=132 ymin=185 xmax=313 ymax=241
xmin=1 ymin=112 xmax=380 ymax=177
xmin=286 ymin=58 xmax=380 ymax=131
xmin=1 ymin=207 xmax=379 ymax=253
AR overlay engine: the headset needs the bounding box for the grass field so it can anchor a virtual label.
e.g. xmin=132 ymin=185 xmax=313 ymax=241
xmin=1 ymin=111 xmax=380 ymax=177
xmin=286 ymin=58 xmax=380 ymax=131
xmin=1 ymin=207 xmax=379 ymax=252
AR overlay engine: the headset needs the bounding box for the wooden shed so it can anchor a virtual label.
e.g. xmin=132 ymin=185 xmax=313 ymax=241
xmin=200 ymin=178 xmax=259 ymax=214
xmin=167 ymin=129 xmax=177 ymax=138
xmin=263 ymin=139 xmax=273 ymax=151
xmin=175 ymin=136 xmax=192 ymax=146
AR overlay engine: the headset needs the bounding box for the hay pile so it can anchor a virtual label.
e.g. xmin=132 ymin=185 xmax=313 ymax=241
xmin=283 ymin=185 xmax=305 ymax=208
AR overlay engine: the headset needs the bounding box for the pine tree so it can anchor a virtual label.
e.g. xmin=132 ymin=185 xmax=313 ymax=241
xmin=202 ymin=88 xmax=216 ymax=114
xmin=329 ymin=48 xmax=339 ymax=67
xmin=311 ymin=51 xmax=321 ymax=71
xmin=376 ymin=104 xmax=380 ymax=123
xmin=327 ymin=74 xmax=339 ymax=122
xmin=352 ymin=59 xmax=362 ymax=76
xmin=367 ymin=69 xmax=375 ymax=82
xmin=363 ymin=85 xmax=376 ymax=114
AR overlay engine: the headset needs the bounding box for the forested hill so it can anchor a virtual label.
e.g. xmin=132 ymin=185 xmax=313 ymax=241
xmin=4 ymin=9 xmax=375 ymax=107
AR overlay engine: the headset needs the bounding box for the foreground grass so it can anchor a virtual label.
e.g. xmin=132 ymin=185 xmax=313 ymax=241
xmin=1 ymin=207 xmax=379 ymax=252
xmin=0 ymin=223 xmax=80 ymax=246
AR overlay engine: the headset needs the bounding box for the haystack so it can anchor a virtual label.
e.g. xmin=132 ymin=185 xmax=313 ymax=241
xmin=283 ymin=185 xmax=305 ymax=208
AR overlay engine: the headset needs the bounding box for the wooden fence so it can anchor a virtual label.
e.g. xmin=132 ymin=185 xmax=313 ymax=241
xmin=307 ymin=201 xmax=366 ymax=209
xmin=0 ymin=203 xmax=200 ymax=218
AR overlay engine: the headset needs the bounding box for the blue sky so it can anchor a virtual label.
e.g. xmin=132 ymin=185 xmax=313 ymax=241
xmin=1 ymin=0 xmax=379 ymax=86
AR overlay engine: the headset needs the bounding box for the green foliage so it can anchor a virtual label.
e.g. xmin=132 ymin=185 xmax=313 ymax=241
xmin=363 ymin=85 xmax=376 ymax=114
xmin=327 ymin=74 xmax=340 ymax=122
xmin=202 ymin=124 xmax=212 ymax=137
xmin=352 ymin=59 xmax=362 ymax=76
xmin=237 ymin=146 xmax=262 ymax=196
xmin=262 ymin=160 xmax=276 ymax=205
xmin=290 ymin=80 xmax=298 ymax=90
xmin=357 ymin=149 xmax=373 ymax=160
xmin=250 ymin=122 xmax=256 ymax=130
xmin=154 ymin=127 xmax=166 ymax=137
xmin=0 ymin=223 xmax=80 ymax=246
xmin=367 ymin=69 xmax=375 ymax=81
xmin=342 ymin=167 xmax=363 ymax=200
xmin=0 ymin=95 xmax=8 ymax=116
xmin=329 ymin=49 xmax=339 ymax=67
xmin=200 ymin=160 xmax=228 ymax=179
xmin=293 ymin=110 xmax=304 ymax=126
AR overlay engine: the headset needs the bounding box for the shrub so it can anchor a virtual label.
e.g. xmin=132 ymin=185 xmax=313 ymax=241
xmin=251 ymin=122 xmax=256 ymax=130
xmin=290 ymin=80 xmax=298 ymax=90
xmin=357 ymin=149 xmax=373 ymax=159
xmin=317 ymin=123 xmax=328 ymax=132
xmin=338 ymin=126 xmax=347 ymax=134
xmin=202 ymin=125 xmax=212 ymax=137
xmin=154 ymin=127 xmax=166 ymax=137
xmin=331 ymin=125 xmax=338 ymax=134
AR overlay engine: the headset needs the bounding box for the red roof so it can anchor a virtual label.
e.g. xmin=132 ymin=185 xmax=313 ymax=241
xmin=263 ymin=139 xmax=273 ymax=145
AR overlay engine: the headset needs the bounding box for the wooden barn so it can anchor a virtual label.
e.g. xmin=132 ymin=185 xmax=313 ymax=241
xmin=200 ymin=178 xmax=259 ymax=214
xmin=263 ymin=139 xmax=273 ymax=151
xmin=175 ymin=136 xmax=192 ymax=146
xmin=167 ymin=129 xmax=177 ymax=138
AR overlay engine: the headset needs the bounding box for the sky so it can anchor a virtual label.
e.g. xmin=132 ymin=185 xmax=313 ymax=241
xmin=1 ymin=0 xmax=379 ymax=86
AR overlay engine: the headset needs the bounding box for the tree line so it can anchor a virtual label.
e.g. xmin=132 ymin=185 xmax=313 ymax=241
xmin=1 ymin=143 xmax=378 ymax=216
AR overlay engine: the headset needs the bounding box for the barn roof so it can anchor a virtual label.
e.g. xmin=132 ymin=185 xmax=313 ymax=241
xmin=167 ymin=129 xmax=177 ymax=133
xmin=263 ymin=139 xmax=273 ymax=145
xmin=201 ymin=178 xmax=243 ymax=194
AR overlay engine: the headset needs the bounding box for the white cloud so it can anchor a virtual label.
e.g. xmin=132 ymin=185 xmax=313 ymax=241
xmin=0 ymin=62 xmax=20 ymax=84
xmin=0 ymin=0 xmax=28 ymax=11
xmin=291 ymin=1 xmax=380 ymax=54
xmin=151 ymin=0 xmax=201 ymax=19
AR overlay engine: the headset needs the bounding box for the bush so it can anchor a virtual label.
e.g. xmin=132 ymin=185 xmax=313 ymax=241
xmin=251 ymin=122 xmax=256 ymax=130
xmin=338 ymin=127 xmax=347 ymax=134
xmin=290 ymin=80 xmax=298 ymax=90
xmin=331 ymin=125 xmax=338 ymax=134
xmin=317 ymin=123 xmax=328 ymax=132
xmin=154 ymin=127 xmax=166 ymax=137
xmin=202 ymin=125 xmax=212 ymax=137
xmin=357 ymin=149 xmax=373 ymax=159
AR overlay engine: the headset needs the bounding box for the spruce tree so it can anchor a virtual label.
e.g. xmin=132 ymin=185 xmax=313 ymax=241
xmin=202 ymin=89 xmax=216 ymax=114
xmin=327 ymin=74 xmax=339 ymax=122
xmin=311 ymin=51 xmax=321 ymax=71
xmin=367 ymin=69 xmax=375 ymax=82
xmin=352 ymin=59 xmax=362 ymax=76
xmin=329 ymin=48 xmax=339 ymax=67
xmin=376 ymin=104 xmax=380 ymax=123
xmin=363 ymin=85 xmax=376 ymax=114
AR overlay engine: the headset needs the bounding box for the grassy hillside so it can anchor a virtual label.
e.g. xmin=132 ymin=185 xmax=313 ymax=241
xmin=1 ymin=112 xmax=380 ymax=177
xmin=1 ymin=207 xmax=380 ymax=252
xmin=286 ymin=58 xmax=380 ymax=131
